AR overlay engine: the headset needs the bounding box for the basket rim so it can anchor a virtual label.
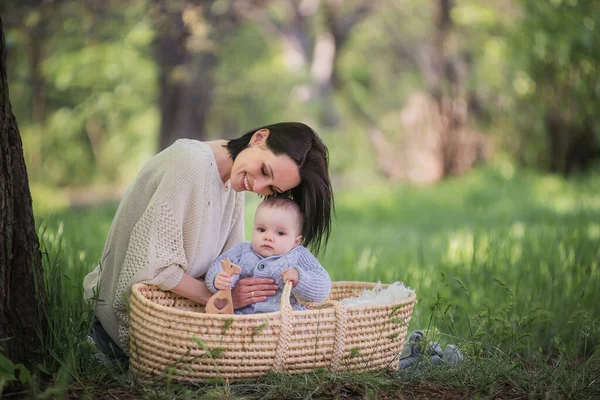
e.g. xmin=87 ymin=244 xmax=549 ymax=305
xmin=130 ymin=282 xmax=417 ymax=321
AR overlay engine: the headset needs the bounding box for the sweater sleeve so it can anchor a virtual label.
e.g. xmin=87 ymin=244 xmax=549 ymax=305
xmin=131 ymin=203 xmax=189 ymax=290
xmin=112 ymin=202 xmax=189 ymax=352
xmin=113 ymin=202 xmax=188 ymax=299
xmin=290 ymin=247 xmax=331 ymax=302
xmin=205 ymin=242 xmax=246 ymax=293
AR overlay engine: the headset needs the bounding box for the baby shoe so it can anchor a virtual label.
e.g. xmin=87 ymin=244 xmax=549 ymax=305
xmin=443 ymin=344 xmax=465 ymax=365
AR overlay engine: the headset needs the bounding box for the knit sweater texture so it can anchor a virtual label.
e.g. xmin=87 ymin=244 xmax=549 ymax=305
xmin=206 ymin=242 xmax=331 ymax=314
xmin=83 ymin=139 xmax=245 ymax=353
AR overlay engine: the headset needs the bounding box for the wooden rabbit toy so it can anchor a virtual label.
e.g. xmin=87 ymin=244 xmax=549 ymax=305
xmin=205 ymin=257 xmax=242 ymax=314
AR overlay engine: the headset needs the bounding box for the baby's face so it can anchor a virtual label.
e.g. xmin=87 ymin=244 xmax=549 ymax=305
xmin=251 ymin=206 xmax=302 ymax=258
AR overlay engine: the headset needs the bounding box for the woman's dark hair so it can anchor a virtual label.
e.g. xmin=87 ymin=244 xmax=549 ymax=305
xmin=227 ymin=122 xmax=334 ymax=255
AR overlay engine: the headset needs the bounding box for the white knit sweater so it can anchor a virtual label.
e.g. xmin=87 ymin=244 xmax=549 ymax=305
xmin=83 ymin=139 xmax=244 ymax=352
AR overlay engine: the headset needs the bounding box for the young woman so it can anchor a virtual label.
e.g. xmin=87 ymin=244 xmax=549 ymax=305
xmin=83 ymin=122 xmax=334 ymax=360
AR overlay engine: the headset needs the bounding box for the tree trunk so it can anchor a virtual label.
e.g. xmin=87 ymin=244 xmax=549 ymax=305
xmin=547 ymin=110 xmax=600 ymax=175
xmin=246 ymin=0 xmax=372 ymax=129
xmin=313 ymin=1 xmax=372 ymax=128
xmin=357 ymin=0 xmax=491 ymax=183
xmin=430 ymin=0 xmax=479 ymax=178
xmin=154 ymin=1 xmax=221 ymax=151
xmin=311 ymin=31 xmax=339 ymax=127
xmin=0 ymin=16 xmax=45 ymax=366
xmin=565 ymin=118 xmax=600 ymax=174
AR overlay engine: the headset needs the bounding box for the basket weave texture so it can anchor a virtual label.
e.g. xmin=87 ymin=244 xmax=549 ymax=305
xmin=129 ymin=281 xmax=417 ymax=382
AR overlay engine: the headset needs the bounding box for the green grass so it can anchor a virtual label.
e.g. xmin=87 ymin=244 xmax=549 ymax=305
xmin=18 ymin=166 xmax=600 ymax=398
xmin=321 ymin=167 xmax=600 ymax=358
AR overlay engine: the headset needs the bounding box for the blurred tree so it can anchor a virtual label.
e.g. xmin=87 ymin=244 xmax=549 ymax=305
xmin=8 ymin=1 xmax=158 ymax=188
xmin=26 ymin=6 xmax=48 ymax=126
xmin=0 ymin=15 xmax=45 ymax=367
xmin=153 ymin=0 xmax=240 ymax=150
xmin=427 ymin=0 xmax=487 ymax=177
xmin=508 ymin=0 xmax=600 ymax=174
xmin=341 ymin=0 xmax=491 ymax=183
xmin=1 ymin=0 xmax=56 ymax=127
xmin=6 ymin=0 xmax=597 ymax=194
xmin=239 ymin=0 xmax=374 ymax=128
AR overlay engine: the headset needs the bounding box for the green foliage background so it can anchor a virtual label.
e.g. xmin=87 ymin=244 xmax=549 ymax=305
xmin=5 ymin=0 xmax=599 ymax=213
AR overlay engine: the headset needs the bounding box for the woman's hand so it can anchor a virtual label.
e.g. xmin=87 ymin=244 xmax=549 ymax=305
xmin=171 ymin=273 xmax=214 ymax=305
xmin=231 ymin=277 xmax=278 ymax=309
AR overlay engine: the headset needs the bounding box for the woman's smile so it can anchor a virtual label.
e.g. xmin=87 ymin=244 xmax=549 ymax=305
xmin=242 ymin=173 xmax=252 ymax=191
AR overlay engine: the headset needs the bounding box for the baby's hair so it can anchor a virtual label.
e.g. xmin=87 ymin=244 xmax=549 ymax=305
xmin=258 ymin=196 xmax=304 ymax=233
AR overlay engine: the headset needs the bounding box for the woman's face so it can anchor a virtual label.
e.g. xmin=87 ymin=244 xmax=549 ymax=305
xmin=230 ymin=129 xmax=301 ymax=196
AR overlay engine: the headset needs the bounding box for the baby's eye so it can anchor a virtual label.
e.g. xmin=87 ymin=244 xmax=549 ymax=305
xmin=278 ymin=231 xmax=286 ymax=236
xmin=257 ymin=228 xmax=265 ymax=232
xmin=261 ymin=166 xmax=268 ymax=176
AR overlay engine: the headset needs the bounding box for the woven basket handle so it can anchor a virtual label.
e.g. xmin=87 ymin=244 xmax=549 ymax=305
xmin=283 ymin=280 xmax=338 ymax=310
xmin=279 ymin=280 xmax=294 ymax=311
xmin=274 ymin=280 xmax=294 ymax=372
xmin=276 ymin=280 xmax=348 ymax=373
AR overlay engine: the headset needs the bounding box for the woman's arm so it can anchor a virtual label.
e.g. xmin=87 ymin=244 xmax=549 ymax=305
xmin=171 ymin=273 xmax=214 ymax=304
xmin=170 ymin=272 xmax=279 ymax=307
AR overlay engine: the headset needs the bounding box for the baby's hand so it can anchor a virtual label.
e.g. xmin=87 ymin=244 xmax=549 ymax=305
xmin=281 ymin=268 xmax=299 ymax=287
xmin=215 ymin=271 xmax=232 ymax=290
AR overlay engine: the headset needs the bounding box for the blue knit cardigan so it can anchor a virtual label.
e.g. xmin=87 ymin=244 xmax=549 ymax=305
xmin=205 ymin=242 xmax=331 ymax=314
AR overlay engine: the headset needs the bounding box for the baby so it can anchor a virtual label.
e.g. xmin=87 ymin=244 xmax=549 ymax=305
xmin=205 ymin=196 xmax=331 ymax=314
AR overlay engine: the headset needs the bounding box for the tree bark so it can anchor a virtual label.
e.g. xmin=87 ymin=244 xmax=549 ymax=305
xmin=0 ymin=16 xmax=45 ymax=366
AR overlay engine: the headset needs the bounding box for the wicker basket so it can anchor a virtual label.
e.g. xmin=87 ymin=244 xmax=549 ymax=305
xmin=129 ymin=281 xmax=417 ymax=382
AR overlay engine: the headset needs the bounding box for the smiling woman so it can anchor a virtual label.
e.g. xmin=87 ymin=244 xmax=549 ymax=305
xmin=227 ymin=129 xmax=301 ymax=196
xmin=82 ymin=121 xmax=334 ymax=362
xmin=226 ymin=123 xmax=333 ymax=253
